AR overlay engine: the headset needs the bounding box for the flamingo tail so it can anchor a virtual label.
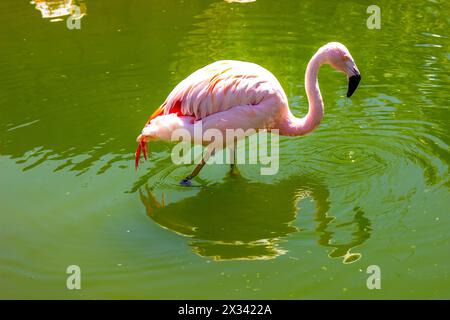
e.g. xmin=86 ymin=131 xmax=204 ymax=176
xmin=135 ymin=137 xmax=148 ymax=170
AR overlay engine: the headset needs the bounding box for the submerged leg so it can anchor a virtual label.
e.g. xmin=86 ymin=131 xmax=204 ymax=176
xmin=180 ymin=148 xmax=214 ymax=186
xmin=180 ymin=159 xmax=206 ymax=186
xmin=229 ymin=139 xmax=239 ymax=176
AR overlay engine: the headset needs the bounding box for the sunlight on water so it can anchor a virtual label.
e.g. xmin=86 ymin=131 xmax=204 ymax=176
xmin=31 ymin=0 xmax=86 ymax=22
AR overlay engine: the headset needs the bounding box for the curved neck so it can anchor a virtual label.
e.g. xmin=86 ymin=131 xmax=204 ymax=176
xmin=280 ymin=51 xmax=326 ymax=136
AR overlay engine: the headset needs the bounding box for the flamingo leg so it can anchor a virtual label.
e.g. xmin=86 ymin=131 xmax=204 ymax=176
xmin=229 ymin=139 xmax=239 ymax=175
xmin=180 ymin=147 xmax=215 ymax=186
xmin=180 ymin=159 xmax=206 ymax=186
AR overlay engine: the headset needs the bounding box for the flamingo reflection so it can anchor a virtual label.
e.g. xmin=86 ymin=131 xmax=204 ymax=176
xmin=139 ymin=175 xmax=371 ymax=262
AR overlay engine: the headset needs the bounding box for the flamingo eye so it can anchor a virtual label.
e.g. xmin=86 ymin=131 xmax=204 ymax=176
xmin=343 ymin=55 xmax=350 ymax=62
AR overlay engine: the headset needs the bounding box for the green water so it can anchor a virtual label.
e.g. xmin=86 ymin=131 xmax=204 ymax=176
xmin=0 ymin=0 xmax=449 ymax=299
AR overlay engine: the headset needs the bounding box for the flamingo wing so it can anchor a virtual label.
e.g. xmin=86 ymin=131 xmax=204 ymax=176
xmin=136 ymin=60 xmax=285 ymax=169
xmin=149 ymin=60 xmax=281 ymax=122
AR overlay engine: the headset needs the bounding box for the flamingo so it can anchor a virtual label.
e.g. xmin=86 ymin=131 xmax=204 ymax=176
xmin=135 ymin=42 xmax=361 ymax=185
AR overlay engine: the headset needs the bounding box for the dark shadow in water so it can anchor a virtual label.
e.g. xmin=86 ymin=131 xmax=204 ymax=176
xmin=139 ymin=174 xmax=371 ymax=262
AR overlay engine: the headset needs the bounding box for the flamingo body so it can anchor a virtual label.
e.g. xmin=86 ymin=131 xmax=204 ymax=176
xmin=135 ymin=42 xmax=361 ymax=179
xmin=138 ymin=60 xmax=288 ymax=143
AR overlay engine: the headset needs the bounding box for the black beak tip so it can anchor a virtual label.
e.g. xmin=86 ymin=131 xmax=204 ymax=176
xmin=347 ymin=74 xmax=361 ymax=97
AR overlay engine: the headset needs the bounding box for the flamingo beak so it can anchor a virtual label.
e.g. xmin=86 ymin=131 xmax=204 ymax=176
xmin=347 ymin=72 xmax=361 ymax=97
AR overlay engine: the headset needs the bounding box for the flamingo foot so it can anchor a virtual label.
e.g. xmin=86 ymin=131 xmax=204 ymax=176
xmin=179 ymin=176 xmax=193 ymax=186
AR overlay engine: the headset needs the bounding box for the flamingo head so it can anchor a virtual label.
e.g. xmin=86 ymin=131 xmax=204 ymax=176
xmin=321 ymin=42 xmax=361 ymax=97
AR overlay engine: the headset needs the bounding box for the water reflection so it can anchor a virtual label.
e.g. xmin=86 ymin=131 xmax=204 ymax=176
xmin=139 ymin=175 xmax=371 ymax=262
xmin=315 ymin=205 xmax=371 ymax=264
xmin=32 ymin=0 xmax=86 ymax=22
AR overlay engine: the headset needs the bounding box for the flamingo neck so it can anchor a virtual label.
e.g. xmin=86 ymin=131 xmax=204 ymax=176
xmin=280 ymin=51 xmax=326 ymax=136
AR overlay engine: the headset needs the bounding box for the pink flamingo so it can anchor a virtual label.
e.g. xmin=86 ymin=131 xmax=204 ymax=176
xmin=135 ymin=42 xmax=361 ymax=185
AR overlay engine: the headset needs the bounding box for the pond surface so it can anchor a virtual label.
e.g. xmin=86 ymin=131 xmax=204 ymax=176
xmin=0 ymin=0 xmax=449 ymax=299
